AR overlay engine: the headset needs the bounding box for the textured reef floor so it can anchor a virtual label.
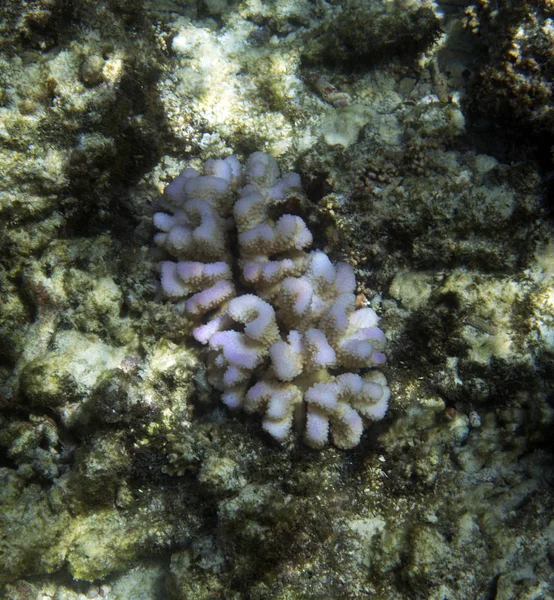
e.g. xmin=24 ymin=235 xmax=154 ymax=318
xmin=0 ymin=0 xmax=553 ymax=598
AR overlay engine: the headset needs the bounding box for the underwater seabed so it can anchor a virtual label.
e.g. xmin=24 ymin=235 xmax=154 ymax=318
xmin=0 ymin=0 xmax=553 ymax=598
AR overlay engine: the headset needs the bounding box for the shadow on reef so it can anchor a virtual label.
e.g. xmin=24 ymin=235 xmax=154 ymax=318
xmin=300 ymin=3 xmax=442 ymax=72
xmin=460 ymin=0 xmax=554 ymax=189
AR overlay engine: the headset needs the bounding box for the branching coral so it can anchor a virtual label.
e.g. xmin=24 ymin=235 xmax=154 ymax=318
xmin=153 ymin=152 xmax=390 ymax=449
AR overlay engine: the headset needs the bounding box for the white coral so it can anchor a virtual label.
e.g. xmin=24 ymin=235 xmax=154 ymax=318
xmin=154 ymin=152 xmax=390 ymax=449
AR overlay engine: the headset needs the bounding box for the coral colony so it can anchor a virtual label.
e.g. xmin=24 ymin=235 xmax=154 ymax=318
xmin=153 ymin=152 xmax=390 ymax=449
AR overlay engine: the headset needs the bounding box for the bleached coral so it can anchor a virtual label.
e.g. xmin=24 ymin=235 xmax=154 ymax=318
xmin=153 ymin=152 xmax=390 ymax=449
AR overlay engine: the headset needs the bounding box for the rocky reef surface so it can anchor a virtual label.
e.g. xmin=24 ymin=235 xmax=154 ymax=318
xmin=0 ymin=0 xmax=553 ymax=598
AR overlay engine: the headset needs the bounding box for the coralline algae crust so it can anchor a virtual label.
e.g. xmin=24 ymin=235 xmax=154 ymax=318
xmin=154 ymin=152 xmax=390 ymax=449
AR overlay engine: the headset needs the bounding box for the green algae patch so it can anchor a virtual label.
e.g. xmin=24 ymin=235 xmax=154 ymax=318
xmin=0 ymin=471 xmax=71 ymax=585
xmin=71 ymin=433 xmax=132 ymax=506
xmin=19 ymin=353 xmax=81 ymax=408
xmin=66 ymin=509 xmax=150 ymax=582
xmin=0 ymin=469 xmax=153 ymax=585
